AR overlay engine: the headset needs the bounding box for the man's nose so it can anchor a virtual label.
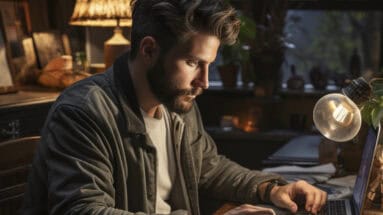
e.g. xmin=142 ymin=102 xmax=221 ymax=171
xmin=194 ymin=65 xmax=209 ymax=89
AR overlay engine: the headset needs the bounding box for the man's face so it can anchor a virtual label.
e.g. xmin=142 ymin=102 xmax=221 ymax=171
xmin=147 ymin=33 xmax=220 ymax=114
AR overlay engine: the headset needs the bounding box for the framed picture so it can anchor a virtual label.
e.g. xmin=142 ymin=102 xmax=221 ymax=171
xmin=11 ymin=36 xmax=41 ymax=85
xmin=0 ymin=0 xmax=32 ymax=58
xmin=32 ymin=31 xmax=65 ymax=68
xmin=0 ymin=0 xmax=35 ymax=86
xmin=0 ymin=13 xmax=17 ymax=94
xmin=22 ymin=37 xmax=37 ymax=67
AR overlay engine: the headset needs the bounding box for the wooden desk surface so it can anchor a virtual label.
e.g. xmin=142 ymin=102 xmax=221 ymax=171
xmin=0 ymin=88 xmax=59 ymax=110
xmin=0 ymin=87 xmax=60 ymax=141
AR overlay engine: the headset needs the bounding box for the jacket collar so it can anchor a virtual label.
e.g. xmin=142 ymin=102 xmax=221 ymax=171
xmin=112 ymin=52 xmax=146 ymax=134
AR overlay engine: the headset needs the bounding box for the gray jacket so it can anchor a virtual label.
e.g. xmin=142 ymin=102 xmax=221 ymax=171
xmin=22 ymin=53 xmax=284 ymax=215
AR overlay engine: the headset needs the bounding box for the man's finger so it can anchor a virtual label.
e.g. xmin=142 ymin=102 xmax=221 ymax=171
xmin=304 ymin=191 xmax=315 ymax=212
xmin=316 ymin=190 xmax=328 ymax=213
xmin=302 ymin=188 xmax=327 ymax=213
xmin=278 ymin=194 xmax=298 ymax=213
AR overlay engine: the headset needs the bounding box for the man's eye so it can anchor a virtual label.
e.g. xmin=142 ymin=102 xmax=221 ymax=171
xmin=187 ymin=60 xmax=198 ymax=67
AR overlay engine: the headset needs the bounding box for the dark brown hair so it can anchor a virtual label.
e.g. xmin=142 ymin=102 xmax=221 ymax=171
xmin=129 ymin=0 xmax=240 ymax=59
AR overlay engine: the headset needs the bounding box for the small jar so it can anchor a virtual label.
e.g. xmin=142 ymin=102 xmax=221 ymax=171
xmin=74 ymin=51 xmax=89 ymax=74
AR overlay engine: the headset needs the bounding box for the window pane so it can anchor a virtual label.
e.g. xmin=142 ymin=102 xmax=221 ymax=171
xmin=282 ymin=10 xmax=382 ymax=87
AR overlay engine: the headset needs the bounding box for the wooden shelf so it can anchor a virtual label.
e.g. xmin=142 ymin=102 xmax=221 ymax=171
xmin=206 ymin=126 xmax=300 ymax=142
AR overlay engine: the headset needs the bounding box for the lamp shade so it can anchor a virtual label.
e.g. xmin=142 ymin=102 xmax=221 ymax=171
xmin=70 ymin=0 xmax=132 ymax=27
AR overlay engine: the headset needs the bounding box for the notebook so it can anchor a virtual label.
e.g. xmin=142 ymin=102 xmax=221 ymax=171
xmin=263 ymin=135 xmax=321 ymax=166
xmin=261 ymin=125 xmax=382 ymax=215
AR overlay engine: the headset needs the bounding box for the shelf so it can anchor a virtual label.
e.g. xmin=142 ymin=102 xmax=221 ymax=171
xmin=278 ymin=85 xmax=341 ymax=98
xmin=200 ymin=85 xmax=282 ymax=104
xmin=205 ymin=126 xmax=301 ymax=142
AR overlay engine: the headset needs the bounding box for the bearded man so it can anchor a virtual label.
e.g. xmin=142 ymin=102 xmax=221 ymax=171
xmin=22 ymin=0 xmax=326 ymax=214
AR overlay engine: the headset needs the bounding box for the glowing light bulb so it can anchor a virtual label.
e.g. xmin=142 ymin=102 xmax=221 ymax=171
xmin=313 ymin=93 xmax=361 ymax=142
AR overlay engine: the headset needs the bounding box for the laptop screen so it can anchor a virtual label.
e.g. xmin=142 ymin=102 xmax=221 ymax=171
xmin=352 ymin=126 xmax=380 ymax=213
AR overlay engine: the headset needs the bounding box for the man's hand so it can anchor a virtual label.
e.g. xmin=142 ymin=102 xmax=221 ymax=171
xmin=223 ymin=204 xmax=276 ymax=215
xmin=269 ymin=180 xmax=327 ymax=214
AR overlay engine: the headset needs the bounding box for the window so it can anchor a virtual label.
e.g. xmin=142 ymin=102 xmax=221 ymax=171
xmin=282 ymin=1 xmax=383 ymax=89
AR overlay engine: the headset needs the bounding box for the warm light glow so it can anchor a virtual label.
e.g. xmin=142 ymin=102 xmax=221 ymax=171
xmin=70 ymin=0 xmax=132 ymax=27
xmin=242 ymin=120 xmax=258 ymax=133
xmin=105 ymin=28 xmax=130 ymax=45
xmin=331 ymin=103 xmax=353 ymax=126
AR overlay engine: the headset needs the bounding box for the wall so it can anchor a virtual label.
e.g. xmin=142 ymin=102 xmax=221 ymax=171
xmin=28 ymin=0 xmax=85 ymax=54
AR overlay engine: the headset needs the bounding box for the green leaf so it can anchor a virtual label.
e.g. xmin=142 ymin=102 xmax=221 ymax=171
xmin=238 ymin=15 xmax=257 ymax=42
xmin=360 ymin=78 xmax=383 ymax=126
xmin=361 ymin=102 xmax=374 ymax=125
xmin=371 ymin=78 xmax=383 ymax=96
xmin=371 ymin=106 xmax=383 ymax=128
xmin=373 ymin=89 xmax=383 ymax=97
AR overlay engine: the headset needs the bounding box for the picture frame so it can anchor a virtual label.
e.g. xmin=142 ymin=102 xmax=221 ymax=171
xmin=11 ymin=36 xmax=42 ymax=85
xmin=0 ymin=0 xmax=32 ymax=58
xmin=0 ymin=13 xmax=17 ymax=94
xmin=32 ymin=30 xmax=66 ymax=69
xmin=0 ymin=0 xmax=36 ymax=87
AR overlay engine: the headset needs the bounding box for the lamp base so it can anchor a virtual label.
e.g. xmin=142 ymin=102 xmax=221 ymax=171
xmin=104 ymin=27 xmax=130 ymax=68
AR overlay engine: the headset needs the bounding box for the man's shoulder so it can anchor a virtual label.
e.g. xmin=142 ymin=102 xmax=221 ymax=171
xmin=53 ymin=72 xmax=118 ymax=113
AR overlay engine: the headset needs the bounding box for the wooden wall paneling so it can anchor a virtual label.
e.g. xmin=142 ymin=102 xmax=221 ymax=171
xmin=28 ymin=0 xmax=50 ymax=32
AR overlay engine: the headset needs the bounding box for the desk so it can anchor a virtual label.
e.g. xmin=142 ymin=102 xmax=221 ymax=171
xmin=217 ymin=127 xmax=383 ymax=214
xmin=0 ymin=89 xmax=59 ymax=141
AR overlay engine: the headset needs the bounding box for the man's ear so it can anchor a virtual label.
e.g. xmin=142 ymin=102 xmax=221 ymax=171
xmin=139 ymin=36 xmax=159 ymax=64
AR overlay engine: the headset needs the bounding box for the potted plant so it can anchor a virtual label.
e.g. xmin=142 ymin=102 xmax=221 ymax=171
xmin=218 ymin=42 xmax=241 ymax=88
xmin=361 ymin=78 xmax=383 ymax=128
xmin=251 ymin=0 xmax=288 ymax=96
xmin=218 ymin=14 xmax=256 ymax=88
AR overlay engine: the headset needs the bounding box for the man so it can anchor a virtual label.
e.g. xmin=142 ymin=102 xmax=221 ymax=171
xmin=22 ymin=0 xmax=326 ymax=214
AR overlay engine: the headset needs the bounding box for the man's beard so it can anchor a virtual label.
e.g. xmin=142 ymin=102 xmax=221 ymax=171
xmin=147 ymin=58 xmax=203 ymax=114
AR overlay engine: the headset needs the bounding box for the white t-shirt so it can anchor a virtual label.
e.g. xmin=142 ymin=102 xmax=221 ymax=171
xmin=141 ymin=105 xmax=175 ymax=214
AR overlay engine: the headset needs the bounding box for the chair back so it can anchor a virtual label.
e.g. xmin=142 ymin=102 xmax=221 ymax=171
xmin=0 ymin=136 xmax=40 ymax=215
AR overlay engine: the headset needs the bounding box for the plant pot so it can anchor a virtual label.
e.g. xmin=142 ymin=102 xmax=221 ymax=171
xmin=253 ymin=80 xmax=276 ymax=97
xmin=218 ymin=65 xmax=239 ymax=88
xmin=309 ymin=65 xmax=328 ymax=90
xmin=252 ymin=51 xmax=283 ymax=96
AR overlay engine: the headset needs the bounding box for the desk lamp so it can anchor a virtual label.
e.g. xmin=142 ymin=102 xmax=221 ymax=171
xmin=70 ymin=0 xmax=132 ymax=68
xmin=313 ymin=76 xmax=371 ymax=142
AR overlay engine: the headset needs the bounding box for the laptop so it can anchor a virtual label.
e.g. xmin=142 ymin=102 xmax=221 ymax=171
xmin=261 ymin=124 xmax=382 ymax=215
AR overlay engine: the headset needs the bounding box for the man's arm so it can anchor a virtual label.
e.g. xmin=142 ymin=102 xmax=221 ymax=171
xmin=191 ymin=104 xmax=326 ymax=214
xmin=189 ymin=103 xmax=285 ymax=204
xmin=197 ymin=131 xmax=285 ymax=202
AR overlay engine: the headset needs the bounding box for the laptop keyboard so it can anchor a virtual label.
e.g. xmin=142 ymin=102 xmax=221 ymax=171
xmin=319 ymin=200 xmax=347 ymax=215
xmin=295 ymin=200 xmax=347 ymax=215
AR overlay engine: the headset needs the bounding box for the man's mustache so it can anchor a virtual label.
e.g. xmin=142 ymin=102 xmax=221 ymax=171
xmin=178 ymin=87 xmax=203 ymax=97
